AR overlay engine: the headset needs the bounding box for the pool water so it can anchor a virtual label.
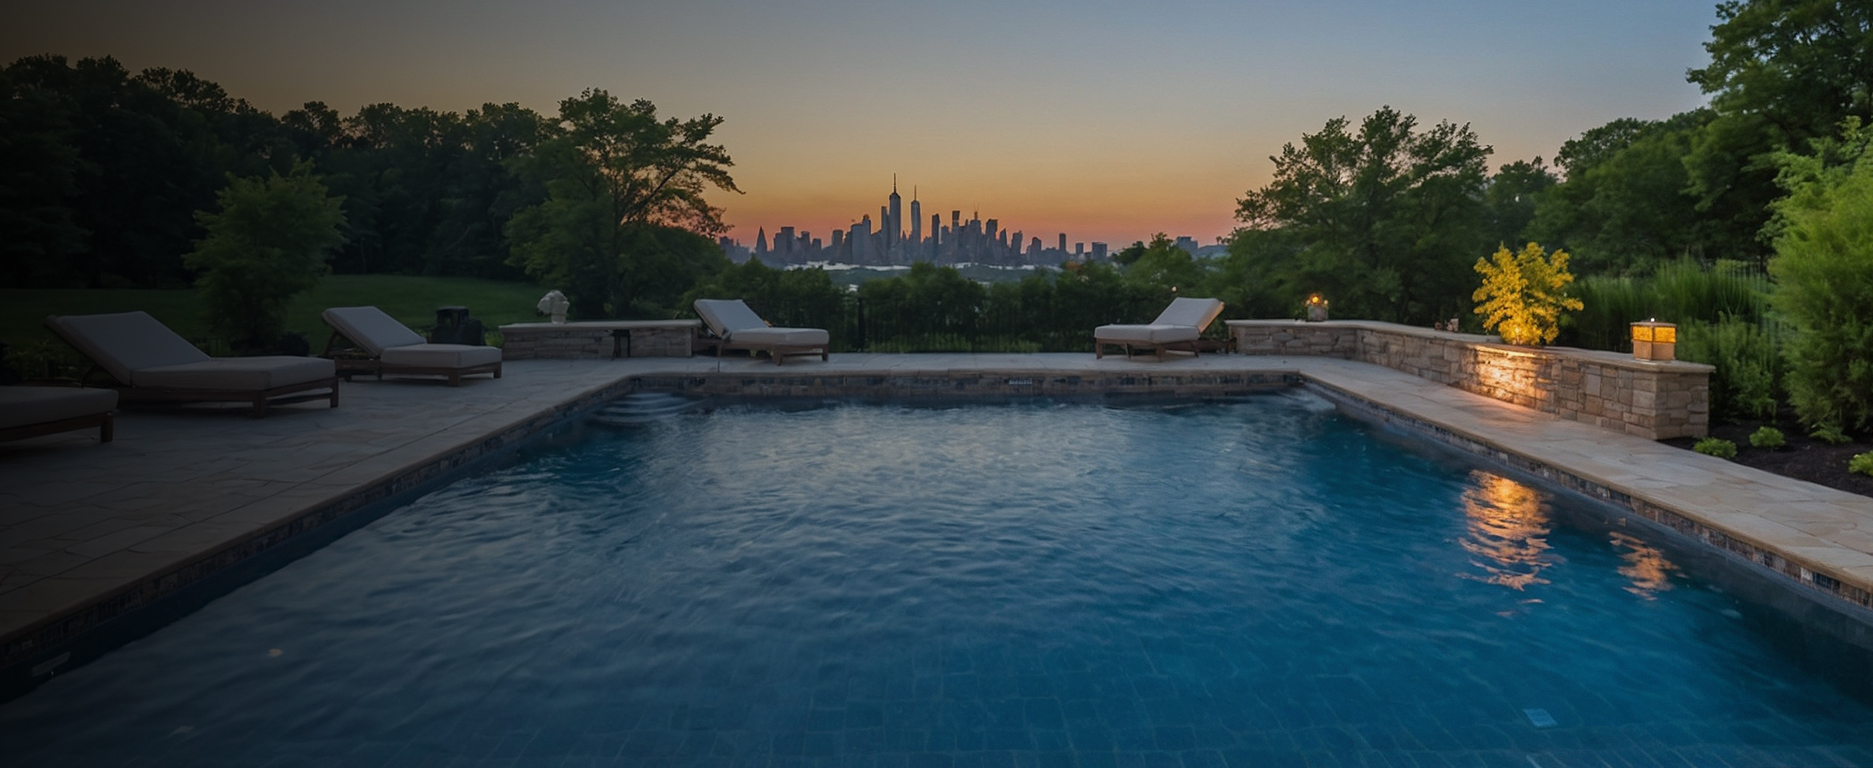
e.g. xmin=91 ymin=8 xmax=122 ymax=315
xmin=4 ymin=395 xmax=1873 ymax=767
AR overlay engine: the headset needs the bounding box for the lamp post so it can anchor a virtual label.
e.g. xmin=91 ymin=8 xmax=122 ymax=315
xmin=1631 ymin=320 xmax=1676 ymax=361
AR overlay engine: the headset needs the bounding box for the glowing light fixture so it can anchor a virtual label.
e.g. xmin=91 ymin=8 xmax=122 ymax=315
xmin=1304 ymin=293 xmax=1329 ymax=322
xmin=1630 ymin=320 xmax=1676 ymax=361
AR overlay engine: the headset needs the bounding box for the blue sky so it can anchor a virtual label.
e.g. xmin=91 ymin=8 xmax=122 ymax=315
xmin=3 ymin=0 xmax=1719 ymax=248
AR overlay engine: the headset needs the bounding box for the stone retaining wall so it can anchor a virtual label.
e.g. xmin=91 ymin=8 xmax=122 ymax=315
xmin=1228 ymin=319 xmax=1712 ymax=440
xmin=499 ymin=321 xmax=698 ymax=359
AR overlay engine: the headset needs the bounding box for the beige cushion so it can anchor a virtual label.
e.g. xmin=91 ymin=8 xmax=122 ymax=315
xmin=133 ymin=357 xmax=335 ymax=390
xmin=695 ymin=298 xmax=827 ymax=345
xmin=694 ymin=298 xmax=769 ymax=336
xmin=1152 ymin=297 xmax=1225 ymax=330
xmin=0 ymin=387 xmax=118 ymax=430
xmin=46 ymin=311 xmax=210 ymax=385
xmin=381 ymin=344 xmax=503 ymax=368
xmin=1095 ymin=324 xmax=1202 ymax=344
xmin=731 ymin=327 xmax=829 ymax=346
xmin=322 ymin=306 xmax=427 ymax=356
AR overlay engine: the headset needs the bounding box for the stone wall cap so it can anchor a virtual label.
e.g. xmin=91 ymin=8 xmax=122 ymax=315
xmin=1225 ymin=318 xmax=1714 ymax=373
xmin=500 ymin=320 xmax=702 ymax=331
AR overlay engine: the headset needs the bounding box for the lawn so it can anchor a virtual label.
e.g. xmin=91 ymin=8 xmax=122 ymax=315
xmin=1 ymin=275 xmax=547 ymax=364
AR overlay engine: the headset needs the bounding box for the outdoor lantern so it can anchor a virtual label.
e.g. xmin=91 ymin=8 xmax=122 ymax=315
xmin=1305 ymin=294 xmax=1329 ymax=322
xmin=1631 ymin=320 xmax=1677 ymax=361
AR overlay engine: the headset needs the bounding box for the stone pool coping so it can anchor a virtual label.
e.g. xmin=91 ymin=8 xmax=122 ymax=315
xmin=2 ymin=352 xmax=1871 ymax=694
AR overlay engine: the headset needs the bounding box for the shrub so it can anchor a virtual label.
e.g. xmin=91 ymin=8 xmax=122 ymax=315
xmin=1678 ymin=317 xmax=1781 ymax=422
xmin=184 ymin=161 xmax=346 ymax=349
xmin=1693 ymin=437 xmax=1739 ymax=459
xmin=1473 ymin=243 xmax=1583 ymax=346
xmin=1852 ymin=452 xmax=1873 ymax=477
xmin=1749 ymin=426 xmax=1786 ymax=449
xmin=1812 ymin=425 xmax=1853 ymax=445
xmin=1769 ymin=126 xmax=1873 ymax=433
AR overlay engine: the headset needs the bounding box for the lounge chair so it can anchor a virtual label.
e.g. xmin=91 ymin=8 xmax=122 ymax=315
xmin=45 ymin=311 xmax=338 ymax=417
xmin=0 ymin=386 xmax=118 ymax=443
xmin=693 ymin=299 xmax=829 ymax=365
xmin=320 ymin=306 xmax=502 ymax=386
xmin=1094 ymin=297 xmax=1226 ymax=359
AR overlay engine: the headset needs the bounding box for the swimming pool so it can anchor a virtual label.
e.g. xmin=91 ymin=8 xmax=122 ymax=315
xmin=3 ymin=394 xmax=1871 ymax=767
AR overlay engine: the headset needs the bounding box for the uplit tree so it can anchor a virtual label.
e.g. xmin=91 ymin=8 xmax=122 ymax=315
xmin=1472 ymin=243 xmax=1582 ymax=347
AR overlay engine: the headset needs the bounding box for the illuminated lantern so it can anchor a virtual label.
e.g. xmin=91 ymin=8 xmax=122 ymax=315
xmin=1305 ymin=294 xmax=1329 ymax=322
xmin=1630 ymin=320 xmax=1676 ymax=361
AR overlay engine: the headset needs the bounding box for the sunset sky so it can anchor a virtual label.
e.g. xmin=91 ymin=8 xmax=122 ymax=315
xmin=4 ymin=0 xmax=1719 ymax=250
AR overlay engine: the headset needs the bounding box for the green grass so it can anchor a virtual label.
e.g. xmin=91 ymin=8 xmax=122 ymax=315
xmin=1 ymin=275 xmax=548 ymax=352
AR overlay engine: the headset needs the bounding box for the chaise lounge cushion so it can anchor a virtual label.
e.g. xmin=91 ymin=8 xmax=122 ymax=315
xmin=322 ymin=306 xmax=428 ymax=356
xmin=1093 ymin=324 xmax=1202 ymax=344
xmin=0 ymin=387 xmax=118 ymax=430
xmin=1095 ymin=297 xmax=1225 ymax=343
xmin=134 ymin=357 xmax=337 ymax=390
xmin=1150 ymin=297 xmax=1226 ymax=329
xmin=46 ymin=311 xmax=210 ymax=385
xmin=322 ymin=306 xmax=503 ymax=370
xmin=694 ymin=299 xmax=828 ymax=345
xmin=380 ymin=344 xmax=504 ymax=368
xmin=728 ymin=326 xmax=831 ymax=346
xmin=47 ymin=311 xmax=335 ymax=390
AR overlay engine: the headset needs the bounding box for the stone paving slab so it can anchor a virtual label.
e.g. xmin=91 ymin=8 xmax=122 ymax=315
xmin=2 ymin=352 xmax=1872 ymax=680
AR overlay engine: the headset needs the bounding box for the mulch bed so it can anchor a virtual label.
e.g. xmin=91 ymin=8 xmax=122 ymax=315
xmin=1661 ymin=410 xmax=1873 ymax=499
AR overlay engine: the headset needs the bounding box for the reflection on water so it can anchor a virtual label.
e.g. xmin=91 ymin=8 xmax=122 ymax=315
xmin=1459 ymin=471 xmax=1553 ymax=592
xmin=1610 ymin=531 xmax=1678 ymax=599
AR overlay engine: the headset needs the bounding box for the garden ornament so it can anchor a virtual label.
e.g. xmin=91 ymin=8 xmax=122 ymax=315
xmin=537 ymin=290 xmax=570 ymax=324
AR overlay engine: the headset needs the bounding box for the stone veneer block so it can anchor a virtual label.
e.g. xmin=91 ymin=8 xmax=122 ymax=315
xmin=1226 ymin=319 xmax=1712 ymax=440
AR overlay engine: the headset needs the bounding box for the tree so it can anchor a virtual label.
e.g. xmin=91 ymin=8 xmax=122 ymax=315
xmin=1689 ymin=0 xmax=1873 ymax=146
xmin=1482 ymin=158 xmax=1557 ymax=251
xmin=1121 ymin=233 xmax=1204 ymax=296
xmin=1233 ymin=106 xmax=1491 ymax=324
xmin=507 ymin=90 xmax=739 ymax=318
xmin=1472 ymin=243 xmax=1583 ymax=346
xmin=183 ymin=162 xmax=346 ymax=348
xmin=1529 ymin=112 xmax=1714 ymax=275
xmin=0 ymin=55 xmax=289 ymax=288
xmin=1680 ymin=1 xmax=1873 ymax=270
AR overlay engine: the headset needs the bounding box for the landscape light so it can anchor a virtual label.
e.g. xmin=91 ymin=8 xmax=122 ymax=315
xmin=1305 ymin=294 xmax=1329 ymax=322
xmin=1630 ymin=320 xmax=1676 ymax=361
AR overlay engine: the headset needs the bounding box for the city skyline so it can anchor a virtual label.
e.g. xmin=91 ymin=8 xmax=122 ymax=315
xmin=731 ymin=176 xmax=1137 ymax=269
xmin=3 ymin=0 xmax=1720 ymax=247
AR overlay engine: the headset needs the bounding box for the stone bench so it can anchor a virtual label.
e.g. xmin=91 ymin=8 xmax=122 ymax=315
xmin=498 ymin=320 xmax=700 ymax=359
xmin=1227 ymin=319 xmax=1713 ymax=440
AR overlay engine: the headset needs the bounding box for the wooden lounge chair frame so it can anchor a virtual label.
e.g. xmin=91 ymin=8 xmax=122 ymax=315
xmin=1094 ymin=297 xmax=1227 ymax=360
xmin=72 ymin=366 xmax=340 ymax=418
xmin=320 ymin=332 xmax=503 ymax=386
xmin=0 ymin=411 xmax=115 ymax=443
xmin=47 ymin=312 xmax=340 ymax=418
xmin=319 ymin=306 xmax=502 ymax=386
xmin=693 ymin=331 xmax=829 ymax=365
xmin=693 ymin=299 xmax=829 ymax=365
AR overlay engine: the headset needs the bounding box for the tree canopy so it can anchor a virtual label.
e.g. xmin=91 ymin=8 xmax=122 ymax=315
xmin=505 ymin=90 xmax=739 ymax=318
xmin=1232 ymin=106 xmax=1492 ymax=324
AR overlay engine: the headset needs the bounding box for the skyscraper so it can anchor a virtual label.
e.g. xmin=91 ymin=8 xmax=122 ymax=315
xmin=852 ymin=215 xmax=873 ymax=264
xmin=909 ymin=188 xmax=921 ymax=257
xmin=888 ymin=177 xmax=902 ymax=255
